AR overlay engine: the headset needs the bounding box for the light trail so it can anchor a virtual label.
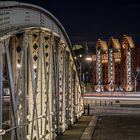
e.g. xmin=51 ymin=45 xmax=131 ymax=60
xmin=84 ymin=92 xmax=140 ymax=101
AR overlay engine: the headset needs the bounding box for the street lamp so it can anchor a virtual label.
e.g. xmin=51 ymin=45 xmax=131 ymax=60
xmin=78 ymin=56 xmax=93 ymax=82
xmin=74 ymin=55 xmax=83 ymax=82
xmin=75 ymin=54 xmax=94 ymax=94
xmin=86 ymin=57 xmax=92 ymax=61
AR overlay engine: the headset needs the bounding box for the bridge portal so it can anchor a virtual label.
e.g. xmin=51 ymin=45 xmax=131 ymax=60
xmin=0 ymin=2 xmax=83 ymax=140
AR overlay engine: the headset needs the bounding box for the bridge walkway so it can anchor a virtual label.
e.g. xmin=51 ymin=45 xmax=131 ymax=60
xmin=55 ymin=115 xmax=92 ymax=140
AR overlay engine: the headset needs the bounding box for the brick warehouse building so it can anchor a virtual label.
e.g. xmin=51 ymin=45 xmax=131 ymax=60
xmin=94 ymin=35 xmax=137 ymax=92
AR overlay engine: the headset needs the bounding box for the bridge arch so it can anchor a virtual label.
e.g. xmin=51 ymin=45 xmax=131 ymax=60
xmin=0 ymin=2 xmax=83 ymax=140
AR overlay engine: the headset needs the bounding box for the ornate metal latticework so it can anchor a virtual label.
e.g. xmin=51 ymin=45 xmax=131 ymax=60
xmin=0 ymin=2 xmax=83 ymax=140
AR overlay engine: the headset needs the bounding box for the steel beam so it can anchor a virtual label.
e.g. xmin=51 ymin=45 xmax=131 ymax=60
xmin=0 ymin=29 xmax=83 ymax=140
xmin=5 ymin=39 xmax=21 ymax=140
xmin=0 ymin=42 xmax=3 ymax=140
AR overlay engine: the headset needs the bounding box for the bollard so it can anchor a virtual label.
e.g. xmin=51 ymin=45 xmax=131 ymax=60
xmin=83 ymin=105 xmax=86 ymax=114
xmin=87 ymin=104 xmax=90 ymax=115
xmin=100 ymin=100 xmax=101 ymax=106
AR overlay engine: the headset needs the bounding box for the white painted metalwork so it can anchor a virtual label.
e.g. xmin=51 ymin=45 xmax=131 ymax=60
xmin=0 ymin=2 xmax=83 ymax=140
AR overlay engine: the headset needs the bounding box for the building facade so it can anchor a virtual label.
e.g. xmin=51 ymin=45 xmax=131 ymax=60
xmin=94 ymin=35 xmax=136 ymax=92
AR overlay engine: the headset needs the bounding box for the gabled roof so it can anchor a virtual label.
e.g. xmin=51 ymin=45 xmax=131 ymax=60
xmin=109 ymin=37 xmax=121 ymax=51
xmin=96 ymin=39 xmax=108 ymax=53
xmin=122 ymin=35 xmax=135 ymax=49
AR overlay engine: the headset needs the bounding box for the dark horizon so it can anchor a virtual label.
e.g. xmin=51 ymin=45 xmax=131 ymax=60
xmin=18 ymin=0 xmax=140 ymax=47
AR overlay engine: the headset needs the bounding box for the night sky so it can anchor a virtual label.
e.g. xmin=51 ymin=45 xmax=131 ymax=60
xmin=19 ymin=0 xmax=140 ymax=46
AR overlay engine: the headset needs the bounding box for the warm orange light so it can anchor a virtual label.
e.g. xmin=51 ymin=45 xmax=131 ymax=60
xmin=17 ymin=64 xmax=21 ymax=68
xmin=86 ymin=57 xmax=92 ymax=61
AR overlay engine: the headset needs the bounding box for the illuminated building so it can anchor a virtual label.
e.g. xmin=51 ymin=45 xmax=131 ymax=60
xmin=108 ymin=38 xmax=121 ymax=91
xmin=95 ymin=39 xmax=108 ymax=92
xmin=94 ymin=35 xmax=136 ymax=92
xmin=122 ymin=35 xmax=136 ymax=91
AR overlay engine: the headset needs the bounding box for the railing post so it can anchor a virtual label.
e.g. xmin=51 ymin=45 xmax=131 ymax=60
xmin=87 ymin=104 xmax=90 ymax=115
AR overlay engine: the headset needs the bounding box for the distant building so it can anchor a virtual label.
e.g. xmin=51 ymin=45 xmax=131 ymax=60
xmin=94 ymin=35 xmax=137 ymax=92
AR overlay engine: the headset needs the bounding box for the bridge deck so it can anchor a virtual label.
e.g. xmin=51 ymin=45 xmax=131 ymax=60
xmin=55 ymin=116 xmax=92 ymax=140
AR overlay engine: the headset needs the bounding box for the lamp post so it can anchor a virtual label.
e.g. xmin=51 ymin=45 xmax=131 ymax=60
xmin=133 ymin=67 xmax=140 ymax=93
xmin=78 ymin=55 xmax=93 ymax=83
xmin=79 ymin=56 xmax=93 ymax=93
xmin=79 ymin=60 xmax=82 ymax=82
xmin=77 ymin=55 xmax=85 ymax=94
xmin=85 ymin=56 xmax=93 ymax=82
xmin=78 ymin=54 xmax=83 ymax=82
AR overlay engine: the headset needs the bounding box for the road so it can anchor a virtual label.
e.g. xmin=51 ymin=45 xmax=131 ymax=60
xmin=92 ymin=115 xmax=140 ymax=140
xmin=84 ymin=92 xmax=140 ymax=101
xmin=83 ymin=106 xmax=140 ymax=140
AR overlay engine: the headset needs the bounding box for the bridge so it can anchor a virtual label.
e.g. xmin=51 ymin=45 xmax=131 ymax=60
xmin=0 ymin=2 xmax=83 ymax=140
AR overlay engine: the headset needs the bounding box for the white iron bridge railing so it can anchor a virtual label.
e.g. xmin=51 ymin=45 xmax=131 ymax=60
xmin=0 ymin=2 xmax=83 ymax=140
